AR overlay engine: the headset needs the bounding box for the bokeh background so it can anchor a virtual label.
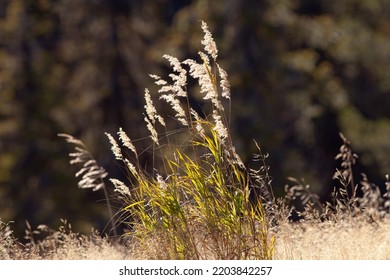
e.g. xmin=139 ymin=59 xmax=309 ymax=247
xmin=1 ymin=0 xmax=389 ymax=238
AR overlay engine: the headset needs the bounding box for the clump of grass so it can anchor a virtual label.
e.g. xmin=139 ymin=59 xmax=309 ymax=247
xmin=103 ymin=21 xmax=274 ymax=260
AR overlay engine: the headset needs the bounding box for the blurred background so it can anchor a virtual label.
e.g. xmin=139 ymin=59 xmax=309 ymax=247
xmin=0 ymin=0 xmax=389 ymax=239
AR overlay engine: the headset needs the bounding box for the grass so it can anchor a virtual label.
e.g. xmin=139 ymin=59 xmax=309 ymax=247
xmin=1 ymin=21 xmax=389 ymax=260
xmin=0 ymin=219 xmax=128 ymax=260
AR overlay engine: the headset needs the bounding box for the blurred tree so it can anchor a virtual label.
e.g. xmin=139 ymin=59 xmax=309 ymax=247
xmin=262 ymin=0 xmax=390 ymax=194
xmin=0 ymin=0 xmax=106 ymax=238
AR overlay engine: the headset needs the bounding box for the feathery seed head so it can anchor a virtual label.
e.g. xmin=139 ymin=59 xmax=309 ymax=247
xmin=118 ymin=127 xmax=137 ymax=156
xmin=155 ymin=54 xmax=188 ymax=98
xmin=212 ymin=110 xmax=228 ymax=143
xmin=75 ymin=162 xmax=107 ymax=191
xmin=58 ymin=133 xmax=85 ymax=147
xmin=190 ymin=108 xmax=205 ymax=136
xmin=183 ymin=55 xmax=223 ymax=111
xmin=149 ymin=74 xmax=168 ymax=86
xmin=144 ymin=114 xmax=160 ymax=145
xmin=105 ymin=132 xmax=122 ymax=160
xmin=144 ymin=89 xmax=157 ymax=124
xmin=163 ymin=55 xmax=185 ymax=76
xmin=144 ymin=89 xmax=166 ymax=127
xmin=201 ymin=20 xmax=218 ymax=60
xmin=110 ymin=178 xmax=130 ymax=197
xmin=159 ymin=94 xmax=188 ymax=126
xmin=124 ymin=158 xmax=138 ymax=177
xmin=217 ymin=63 xmax=231 ymax=100
xmin=59 ymin=133 xmax=108 ymax=192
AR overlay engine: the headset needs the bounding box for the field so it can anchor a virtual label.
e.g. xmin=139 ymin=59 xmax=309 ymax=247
xmin=2 ymin=215 xmax=390 ymax=259
xmin=1 ymin=21 xmax=389 ymax=260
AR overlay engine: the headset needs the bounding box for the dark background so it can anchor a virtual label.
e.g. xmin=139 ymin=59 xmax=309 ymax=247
xmin=0 ymin=0 xmax=389 ymax=238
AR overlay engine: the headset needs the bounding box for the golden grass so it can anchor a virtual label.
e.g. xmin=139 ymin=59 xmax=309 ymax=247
xmin=274 ymin=218 xmax=390 ymax=259
xmin=2 ymin=214 xmax=390 ymax=260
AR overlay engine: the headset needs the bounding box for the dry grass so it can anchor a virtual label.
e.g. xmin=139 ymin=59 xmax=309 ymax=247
xmin=2 ymin=215 xmax=390 ymax=259
xmin=0 ymin=220 xmax=128 ymax=260
xmin=272 ymin=132 xmax=390 ymax=260
xmin=274 ymin=217 xmax=390 ymax=259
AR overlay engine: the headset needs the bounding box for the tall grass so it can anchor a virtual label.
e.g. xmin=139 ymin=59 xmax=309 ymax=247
xmin=102 ymin=21 xmax=274 ymax=260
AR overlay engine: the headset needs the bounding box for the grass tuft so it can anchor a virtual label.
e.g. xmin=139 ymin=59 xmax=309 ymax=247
xmin=102 ymin=21 xmax=274 ymax=259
